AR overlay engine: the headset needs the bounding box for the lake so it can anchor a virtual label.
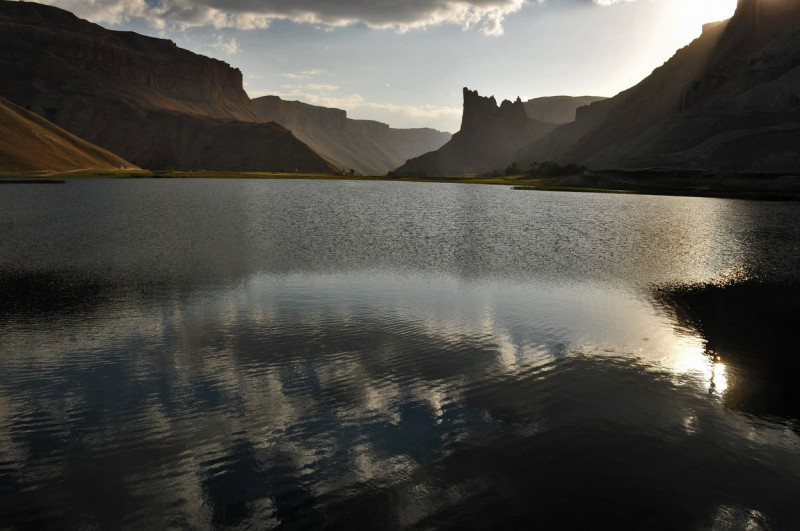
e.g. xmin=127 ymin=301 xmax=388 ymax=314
xmin=1 ymin=179 xmax=799 ymax=529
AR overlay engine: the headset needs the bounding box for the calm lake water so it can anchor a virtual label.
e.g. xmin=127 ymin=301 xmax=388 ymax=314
xmin=1 ymin=179 xmax=799 ymax=529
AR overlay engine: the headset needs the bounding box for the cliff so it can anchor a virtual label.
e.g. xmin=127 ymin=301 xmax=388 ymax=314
xmin=252 ymin=96 xmax=450 ymax=175
xmin=0 ymin=1 xmax=337 ymax=172
xmin=516 ymin=0 xmax=800 ymax=174
xmin=392 ymin=88 xmax=556 ymax=177
xmin=0 ymin=1 xmax=255 ymax=121
xmin=0 ymin=96 xmax=138 ymax=173
xmin=523 ymin=96 xmax=607 ymax=125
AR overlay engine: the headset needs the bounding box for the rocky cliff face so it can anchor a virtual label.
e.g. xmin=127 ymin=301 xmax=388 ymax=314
xmin=392 ymin=88 xmax=555 ymax=177
xmin=460 ymin=88 xmax=529 ymax=132
xmin=523 ymin=96 xmax=607 ymax=125
xmin=252 ymin=96 xmax=450 ymax=175
xmin=0 ymin=1 xmax=255 ymax=121
xmin=516 ymin=0 xmax=800 ymax=174
xmin=388 ymin=128 xmax=454 ymax=162
xmin=0 ymin=1 xmax=337 ymax=172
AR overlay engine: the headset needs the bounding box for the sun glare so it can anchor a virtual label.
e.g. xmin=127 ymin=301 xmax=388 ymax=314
xmin=674 ymin=0 xmax=738 ymax=43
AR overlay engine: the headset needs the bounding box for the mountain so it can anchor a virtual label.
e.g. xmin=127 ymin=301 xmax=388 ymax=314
xmin=0 ymin=1 xmax=337 ymax=172
xmin=516 ymin=0 xmax=800 ymax=174
xmin=392 ymin=88 xmax=557 ymax=177
xmin=0 ymin=96 xmax=138 ymax=173
xmin=523 ymin=96 xmax=606 ymax=125
xmin=251 ymin=96 xmax=450 ymax=175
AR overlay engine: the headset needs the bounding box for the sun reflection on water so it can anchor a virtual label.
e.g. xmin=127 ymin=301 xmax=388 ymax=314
xmin=710 ymin=358 xmax=729 ymax=396
xmin=666 ymin=337 xmax=729 ymax=396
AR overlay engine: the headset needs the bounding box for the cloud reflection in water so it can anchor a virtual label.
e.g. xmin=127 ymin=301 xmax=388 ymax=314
xmin=1 ymin=271 xmax=799 ymax=528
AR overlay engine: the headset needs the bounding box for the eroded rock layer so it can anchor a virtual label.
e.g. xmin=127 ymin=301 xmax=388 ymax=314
xmin=0 ymin=1 xmax=337 ymax=172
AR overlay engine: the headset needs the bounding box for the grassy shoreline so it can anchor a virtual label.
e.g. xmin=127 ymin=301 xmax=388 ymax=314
xmin=2 ymin=168 xmax=799 ymax=201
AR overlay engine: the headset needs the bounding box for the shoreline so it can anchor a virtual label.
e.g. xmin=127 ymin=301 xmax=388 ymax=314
xmin=2 ymin=169 xmax=799 ymax=201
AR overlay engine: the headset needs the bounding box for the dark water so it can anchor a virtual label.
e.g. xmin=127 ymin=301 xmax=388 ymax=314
xmin=1 ymin=179 xmax=799 ymax=529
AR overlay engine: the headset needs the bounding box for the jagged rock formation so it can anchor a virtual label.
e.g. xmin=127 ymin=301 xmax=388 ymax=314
xmin=0 ymin=1 xmax=337 ymax=172
xmin=0 ymin=96 xmax=138 ymax=173
xmin=516 ymin=0 xmax=800 ymax=174
xmin=251 ymin=96 xmax=450 ymax=175
xmin=392 ymin=88 xmax=556 ymax=177
xmin=523 ymin=96 xmax=606 ymax=125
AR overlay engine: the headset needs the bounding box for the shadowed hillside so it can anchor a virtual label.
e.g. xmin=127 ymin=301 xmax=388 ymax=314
xmin=0 ymin=96 xmax=138 ymax=173
xmin=517 ymin=0 xmax=800 ymax=174
xmin=252 ymin=96 xmax=450 ymax=175
xmin=0 ymin=1 xmax=337 ymax=172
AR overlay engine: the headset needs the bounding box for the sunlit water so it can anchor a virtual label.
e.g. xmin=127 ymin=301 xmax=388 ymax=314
xmin=1 ymin=179 xmax=799 ymax=529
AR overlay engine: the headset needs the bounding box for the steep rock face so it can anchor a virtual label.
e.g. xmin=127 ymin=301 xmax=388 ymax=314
xmin=0 ymin=96 xmax=138 ymax=173
xmin=517 ymin=0 xmax=800 ymax=174
xmin=388 ymin=128 xmax=454 ymax=162
xmin=0 ymin=1 xmax=337 ymax=172
xmin=460 ymin=88 xmax=530 ymax=132
xmin=523 ymin=96 xmax=607 ymax=125
xmin=252 ymin=96 xmax=450 ymax=175
xmin=392 ymin=88 xmax=555 ymax=177
xmin=0 ymin=1 xmax=255 ymax=121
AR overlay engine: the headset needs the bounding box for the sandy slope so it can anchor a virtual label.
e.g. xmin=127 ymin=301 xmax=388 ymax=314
xmin=0 ymin=96 xmax=138 ymax=173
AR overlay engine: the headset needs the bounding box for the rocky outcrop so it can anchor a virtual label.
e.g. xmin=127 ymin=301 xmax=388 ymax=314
xmin=460 ymin=88 xmax=530 ymax=132
xmin=515 ymin=0 xmax=800 ymax=174
xmin=523 ymin=96 xmax=606 ymax=125
xmin=252 ymin=96 xmax=450 ymax=175
xmin=0 ymin=1 xmax=337 ymax=172
xmin=0 ymin=96 xmax=138 ymax=173
xmin=392 ymin=88 xmax=556 ymax=177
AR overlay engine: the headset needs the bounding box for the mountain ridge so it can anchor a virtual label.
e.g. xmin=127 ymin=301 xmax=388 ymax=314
xmin=515 ymin=0 xmax=800 ymax=174
xmin=251 ymin=96 xmax=450 ymax=175
xmin=0 ymin=0 xmax=336 ymax=172
xmin=0 ymin=0 xmax=452 ymax=175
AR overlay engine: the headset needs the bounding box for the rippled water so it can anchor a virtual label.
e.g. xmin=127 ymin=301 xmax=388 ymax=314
xmin=1 ymin=179 xmax=799 ymax=529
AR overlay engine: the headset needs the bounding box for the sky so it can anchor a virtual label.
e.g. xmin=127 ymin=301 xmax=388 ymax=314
xmin=41 ymin=0 xmax=738 ymax=132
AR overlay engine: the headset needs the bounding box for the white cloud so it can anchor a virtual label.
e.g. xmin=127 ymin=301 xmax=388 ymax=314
xmin=591 ymin=0 xmax=635 ymax=5
xmin=43 ymin=0 xmax=530 ymax=36
xmin=209 ymin=35 xmax=239 ymax=54
xmin=255 ymin=86 xmax=461 ymax=129
xmin=280 ymin=69 xmax=327 ymax=80
xmin=280 ymin=83 xmax=340 ymax=92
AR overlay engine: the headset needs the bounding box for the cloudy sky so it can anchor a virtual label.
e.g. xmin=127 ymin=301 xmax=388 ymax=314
xmin=42 ymin=0 xmax=737 ymax=132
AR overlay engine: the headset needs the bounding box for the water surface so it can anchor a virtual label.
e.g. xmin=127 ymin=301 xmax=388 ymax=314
xmin=1 ymin=180 xmax=799 ymax=529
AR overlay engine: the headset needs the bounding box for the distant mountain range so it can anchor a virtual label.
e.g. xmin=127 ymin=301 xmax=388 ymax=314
xmin=0 ymin=1 xmax=448 ymax=174
xmin=1 ymin=0 xmax=798 ymax=178
xmin=406 ymin=0 xmax=800 ymax=177
xmin=252 ymin=96 xmax=450 ymax=175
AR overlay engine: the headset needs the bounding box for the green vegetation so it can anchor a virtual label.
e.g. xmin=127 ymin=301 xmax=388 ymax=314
xmin=524 ymin=161 xmax=585 ymax=178
xmin=482 ymin=160 xmax=585 ymax=179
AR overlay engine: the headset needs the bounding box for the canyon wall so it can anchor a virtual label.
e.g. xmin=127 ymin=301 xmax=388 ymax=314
xmin=252 ymin=96 xmax=450 ymax=175
xmin=0 ymin=1 xmax=336 ymax=172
